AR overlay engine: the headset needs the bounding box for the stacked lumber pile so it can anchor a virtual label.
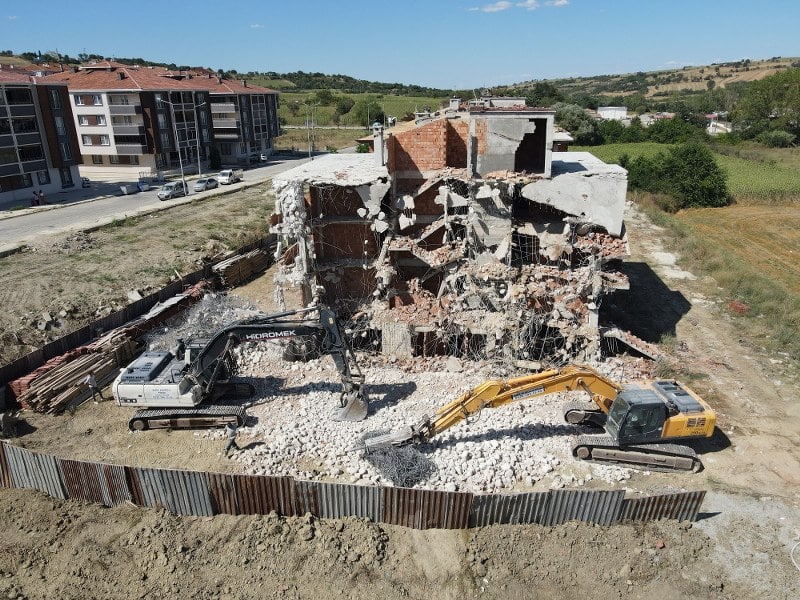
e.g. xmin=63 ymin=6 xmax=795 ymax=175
xmin=213 ymin=249 xmax=271 ymax=287
xmin=11 ymin=332 xmax=139 ymax=414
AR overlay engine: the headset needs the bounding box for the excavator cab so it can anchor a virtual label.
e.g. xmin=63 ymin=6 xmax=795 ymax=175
xmin=606 ymin=392 xmax=668 ymax=445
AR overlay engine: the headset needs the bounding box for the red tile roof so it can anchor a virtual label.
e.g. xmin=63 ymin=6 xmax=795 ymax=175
xmin=42 ymin=65 xmax=278 ymax=94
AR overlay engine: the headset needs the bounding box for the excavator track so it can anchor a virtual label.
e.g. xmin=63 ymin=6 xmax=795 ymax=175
xmin=128 ymin=405 xmax=247 ymax=431
xmin=572 ymin=434 xmax=702 ymax=473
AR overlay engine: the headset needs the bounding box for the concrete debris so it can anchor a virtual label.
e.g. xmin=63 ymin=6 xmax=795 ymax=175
xmin=270 ymin=109 xmax=633 ymax=367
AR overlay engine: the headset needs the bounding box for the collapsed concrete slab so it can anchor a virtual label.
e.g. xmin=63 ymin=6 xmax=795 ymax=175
xmin=271 ymin=105 xmax=631 ymax=367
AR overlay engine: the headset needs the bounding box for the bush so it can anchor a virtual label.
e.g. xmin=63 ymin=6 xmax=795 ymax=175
xmin=627 ymin=142 xmax=728 ymax=209
xmin=355 ymin=143 xmax=370 ymax=153
xmin=755 ymin=130 xmax=796 ymax=148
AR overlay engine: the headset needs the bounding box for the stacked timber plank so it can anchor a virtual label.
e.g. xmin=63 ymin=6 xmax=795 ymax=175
xmin=11 ymin=333 xmax=139 ymax=414
xmin=213 ymin=249 xmax=271 ymax=287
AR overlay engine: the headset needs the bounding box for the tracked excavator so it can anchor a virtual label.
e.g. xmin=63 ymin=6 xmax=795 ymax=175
xmin=112 ymin=306 xmax=368 ymax=430
xmin=362 ymin=364 xmax=716 ymax=472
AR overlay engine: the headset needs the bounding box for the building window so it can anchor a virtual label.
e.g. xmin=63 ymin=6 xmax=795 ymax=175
xmin=60 ymin=142 xmax=72 ymax=161
xmin=110 ymin=155 xmax=119 ymax=164
xmin=59 ymin=167 xmax=73 ymax=187
xmin=92 ymin=95 xmax=103 ymax=106
xmin=21 ymin=173 xmax=33 ymax=188
xmin=97 ymin=115 xmax=106 ymax=126
xmin=12 ymin=117 xmax=38 ymax=133
xmin=160 ymin=131 xmax=170 ymax=148
xmin=113 ymin=115 xmax=133 ymax=125
xmin=0 ymin=148 xmax=16 ymax=164
xmin=0 ymin=118 xmax=10 ymax=134
xmin=50 ymin=89 xmax=62 ymax=109
xmin=92 ymin=154 xmax=103 ymax=164
xmin=157 ymin=113 xmax=167 ymax=129
xmin=220 ymin=143 xmax=232 ymax=155
xmin=18 ymin=145 xmax=44 ymax=162
xmin=82 ymin=135 xmax=92 ymax=146
xmin=55 ymin=116 xmax=66 ymax=136
xmin=74 ymin=95 xmax=85 ymax=106
xmin=130 ymin=155 xmax=139 ymax=165
xmin=78 ymin=115 xmax=88 ymax=126
xmin=100 ymin=135 xmax=110 ymax=146
xmin=37 ymin=170 xmax=51 ymax=185
xmin=5 ymin=88 xmax=33 ymax=104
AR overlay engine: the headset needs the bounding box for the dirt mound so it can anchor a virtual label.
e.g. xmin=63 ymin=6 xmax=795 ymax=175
xmin=0 ymin=487 xmax=761 ymax=600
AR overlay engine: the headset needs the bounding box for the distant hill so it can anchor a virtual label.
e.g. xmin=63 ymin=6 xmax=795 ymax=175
xmin=514 ymin=56 xmax=799 ymax=99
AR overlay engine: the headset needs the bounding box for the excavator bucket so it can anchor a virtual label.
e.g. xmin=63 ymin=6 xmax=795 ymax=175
xmin=331 ymin=390 xmax=369 ymax=422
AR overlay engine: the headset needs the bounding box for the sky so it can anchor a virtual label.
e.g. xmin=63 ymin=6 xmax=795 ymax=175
xmin=1 ymin=0 xmax=798 ymax=90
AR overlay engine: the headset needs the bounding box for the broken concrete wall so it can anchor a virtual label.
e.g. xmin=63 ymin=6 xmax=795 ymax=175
xmin=521 ymin=152 xmax=628 ymax=237
xmin=469 ymin=110 xmax=554 ymax=178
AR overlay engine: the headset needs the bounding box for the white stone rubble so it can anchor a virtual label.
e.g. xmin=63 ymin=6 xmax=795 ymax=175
xmin=231 ymin=343 xmax=633 ymax=493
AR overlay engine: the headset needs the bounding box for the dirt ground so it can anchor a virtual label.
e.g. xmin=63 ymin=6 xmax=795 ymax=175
xmin=1 ymin=193 xmax=799 ymax=599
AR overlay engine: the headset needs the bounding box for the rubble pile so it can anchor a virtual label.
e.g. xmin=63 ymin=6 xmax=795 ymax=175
xmin=229 ymin=342 xmax=635 ymax=494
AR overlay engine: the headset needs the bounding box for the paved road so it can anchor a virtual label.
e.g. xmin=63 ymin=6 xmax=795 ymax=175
xmin=0 ymin=155 xmax=311 ymax=256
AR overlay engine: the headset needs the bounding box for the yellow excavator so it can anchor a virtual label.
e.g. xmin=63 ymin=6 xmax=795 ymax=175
xmin=362 ymin=364 xmax=716 ymax=472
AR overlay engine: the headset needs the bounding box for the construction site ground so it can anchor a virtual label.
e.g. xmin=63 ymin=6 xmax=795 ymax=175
xmin=0 ymin=185 xmax=798 ymax=599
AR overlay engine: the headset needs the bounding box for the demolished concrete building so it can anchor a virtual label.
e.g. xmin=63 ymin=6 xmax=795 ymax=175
xmin=271 ymin=104 xmax=630 ymax=367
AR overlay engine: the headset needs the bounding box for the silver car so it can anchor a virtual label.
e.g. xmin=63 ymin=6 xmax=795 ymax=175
xmin=193 ymin=177 xmax=219 ymax=192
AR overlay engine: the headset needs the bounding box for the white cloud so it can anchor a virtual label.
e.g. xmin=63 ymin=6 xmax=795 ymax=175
xmin=8 ymin=15 xmax=17 ymax=20
xmin=250 ymin=23 xmax=264 ymax=29
xmin=480 ymin=1 xmax=512 ymax=12
xmin=470 ymin=0 xmax=567 ymax=12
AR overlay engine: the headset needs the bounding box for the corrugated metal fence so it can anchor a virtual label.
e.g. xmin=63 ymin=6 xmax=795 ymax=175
xmin=0 ymin=441 xmax=705 ymax=529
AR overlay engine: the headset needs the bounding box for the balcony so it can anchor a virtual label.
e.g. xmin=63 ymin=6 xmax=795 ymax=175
xmin=21 ymin=159 xmax=47 ymax=173
xmin=14 ymin=132 xmax=41 ymax=146
xmin=210 ymin=102 xmax=236 ymax=113
xmin=9 ymin=105 xmax=36 ymax=117
xmin=111 ymin=125 xmax=145 ymax=136
xmin=115 ymin=144 xmax=146 ymax=155
xmin=212 ymin=118 xmax=238 ymax=128
xmin=109 ymin=105 xmax=142 ymax=116
xmin=0 ymin=163 xmax=21 ymax=177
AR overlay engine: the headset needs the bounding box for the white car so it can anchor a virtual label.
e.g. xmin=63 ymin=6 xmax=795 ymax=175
xmin=193 ymin=177 xmax=219 ymax=192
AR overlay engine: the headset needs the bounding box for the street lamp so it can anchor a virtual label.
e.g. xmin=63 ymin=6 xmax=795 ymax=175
xmin=157 ymin=96 xmax=186 ymax=192
xmin=195 ymin=101 xmax=207 ymax=177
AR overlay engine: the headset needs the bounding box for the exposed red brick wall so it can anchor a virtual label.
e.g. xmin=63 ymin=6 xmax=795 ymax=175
xmin=387 ymin=120 xmax=448 ymax=172
xmin=318 ymin=267 xmax=377 ymax=302
xmin=309 ymin=185 xmax=364 ymax=217
xmin=473 ymin=118 xmax=488 ymax=156
xmin=446 ymin=120 xmax=469 ymax=167
xmin=412 ymin=185 xmax=445 ymax=215
xmin=313 ymin=223 xmax=379 ymax=261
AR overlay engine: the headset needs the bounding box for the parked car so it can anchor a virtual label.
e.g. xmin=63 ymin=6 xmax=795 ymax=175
xmin=157 ymin=180 xmax=188 ymax=200
xmin=249 ymin=152 xmax=268 ymax=163
xmin=193 ymin=177 xmax=219 ymax=192
xmin=81 ymin=177 xmax=91 ymax=188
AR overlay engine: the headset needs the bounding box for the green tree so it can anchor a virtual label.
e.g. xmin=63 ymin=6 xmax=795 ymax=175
xmin=733 ymin=68 xmax=800 ymax=138
xmin=314 ymin=89 xmax=335 ymax=106
xmin=352 ymin=100 xmax=384 ymax=128
xmin=335 ymin=96 xmax=355 ymax=115
xmin=553 ymin=102 xmax=601 ymax=145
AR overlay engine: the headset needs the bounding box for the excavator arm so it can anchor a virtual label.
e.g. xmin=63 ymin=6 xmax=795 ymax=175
xmin=190 ymin=306 xmax=369 ymax=421
xmin=363 ymin=365 xmax=622 ymax=450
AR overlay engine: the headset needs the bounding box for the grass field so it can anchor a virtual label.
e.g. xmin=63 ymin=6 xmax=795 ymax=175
xmin=574 ymin=142 xmax=800 ymax=201
xmin=276 ymin=91 xmax=447 ymax=127
xmin=273 ymin=127 xmax=367 ymax=152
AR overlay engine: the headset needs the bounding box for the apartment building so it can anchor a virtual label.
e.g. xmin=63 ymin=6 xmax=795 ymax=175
xmin=203 ymin=76 xmax=280 ymax=165
xmin=43 ymin=62 xmax=279 ymax=180
xmin=0 ymin=70 xmax=82 ymax=205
